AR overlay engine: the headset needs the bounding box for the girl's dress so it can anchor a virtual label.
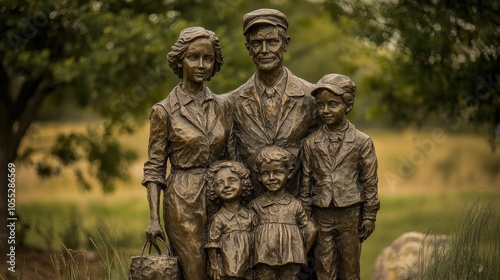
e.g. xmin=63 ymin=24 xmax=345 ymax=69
xmin=206 ymin=206 xmax=255 ymax=279
xmin=248 ymin=192 xmax=316 ymax=266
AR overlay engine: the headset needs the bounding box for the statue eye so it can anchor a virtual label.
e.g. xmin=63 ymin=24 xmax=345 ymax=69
xmin=329 ymin=101 xmax=340 ymax=108
xmin=251 ymin=41 xmax=261 ymax=48
xmin=274 ymin=170 xmax=284 ymax=176
xmin=268 ymin=39 xmax=279 ymax=46
xmin=216 ymin=181 xmax=224 ymax=187
xmin=229 ymin=178 xmax=238 ymax=184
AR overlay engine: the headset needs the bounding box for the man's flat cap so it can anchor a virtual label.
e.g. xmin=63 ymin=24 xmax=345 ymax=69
xmin=243 ymin=8 xmax=288 ymax=35
xmin=312 ymin=74 xmax=356 ymax=96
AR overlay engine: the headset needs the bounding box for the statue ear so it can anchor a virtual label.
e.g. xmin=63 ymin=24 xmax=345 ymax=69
xmin=283 ymin=36 xmax=290 ymax=52
xmin=345 ymin=102 xmax=354 ymax=114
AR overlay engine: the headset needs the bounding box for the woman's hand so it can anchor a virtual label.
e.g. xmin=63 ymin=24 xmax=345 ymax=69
xmin=146 ymin=219 xmax=166 ymax=251
xmin=208 ymin=263 xmax=222 ymax=280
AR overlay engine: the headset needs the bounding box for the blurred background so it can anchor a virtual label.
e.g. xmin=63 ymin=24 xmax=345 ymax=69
xmin=1 ymin=0 xmax=499 ymax=279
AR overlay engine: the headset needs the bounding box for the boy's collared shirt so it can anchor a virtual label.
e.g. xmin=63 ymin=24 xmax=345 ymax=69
xmin=325 ymin=121 xmax=349 ymax=156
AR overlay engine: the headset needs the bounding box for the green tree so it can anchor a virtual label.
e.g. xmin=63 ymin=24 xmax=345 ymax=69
xmin=0 ymin=0 xmax=179 ymax=249
xmin=326 ymin=0 xmax=500 ymax=146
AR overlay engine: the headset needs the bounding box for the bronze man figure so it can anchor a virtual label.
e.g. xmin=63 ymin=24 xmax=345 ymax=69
xmin=223 ymin=8 xmax=319 ymax=196
xmin=142 ymin=27 xmax=234 ymax=280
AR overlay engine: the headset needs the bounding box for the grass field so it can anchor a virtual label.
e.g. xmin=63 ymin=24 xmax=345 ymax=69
xmin=9 ymin=122 xmax=500 ymax=279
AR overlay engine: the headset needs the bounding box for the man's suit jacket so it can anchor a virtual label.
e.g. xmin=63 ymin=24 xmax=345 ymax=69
xmin=223 ymin=67 xmax=318 ymax=194
xmin=299 ymin=122 xmax=380 ymax=221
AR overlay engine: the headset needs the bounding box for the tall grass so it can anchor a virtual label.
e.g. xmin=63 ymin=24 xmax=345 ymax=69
xmin=88 ymin=231 xmax=128 ymax=280
xmin=417 ymin=200 xmax=500 ymax=280
xmin=50 ymin=230 xmax=130 ymax=280
xmin=51 ymin=245 xmax=90 ymax=280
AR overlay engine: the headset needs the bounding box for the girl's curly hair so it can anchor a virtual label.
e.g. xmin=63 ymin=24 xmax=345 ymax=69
xmin=206 ymin=161 xmax=253 ymax=205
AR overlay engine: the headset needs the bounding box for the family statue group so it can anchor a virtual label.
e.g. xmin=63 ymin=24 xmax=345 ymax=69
xmin=141 ymin=8 xmax=380 ymax=280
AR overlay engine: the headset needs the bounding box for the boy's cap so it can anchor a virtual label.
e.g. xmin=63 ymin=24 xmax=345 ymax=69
xmin=243 ymin=8 xmax=288 ymax=35
xmin=312 ymin=74 xmax=356 ymax=96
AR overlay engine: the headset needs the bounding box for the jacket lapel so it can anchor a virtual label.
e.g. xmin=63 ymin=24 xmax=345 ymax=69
xmin=332 ymin=123 xmax=356 ymax=170
xmin=314 ymin=128 xmax=335 ymax=168
xmin=274 ymin=69 xmax=304 ymax=139
xmin=205 ymin=90 xmax=218 ymax=134
xmin=174 ymin=87 xmax=206 ymax=134
xmin=179 ymin=106 xmax=205 ymax=133
xmin=274 ymin=96 xmax=297 ymax=139
xmin=240 ymin=79 xmax=270 ymax=140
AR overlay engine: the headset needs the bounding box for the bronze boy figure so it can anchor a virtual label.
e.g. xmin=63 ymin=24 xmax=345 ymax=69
xmin=223 ymin=8 xmax=318 ymax=195
xmin=299 ymin=74 xmax=380 ymax=280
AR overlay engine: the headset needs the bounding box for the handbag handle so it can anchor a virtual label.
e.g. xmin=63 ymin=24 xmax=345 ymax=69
xmin=140 ymin=237 xmax=173 ymax=257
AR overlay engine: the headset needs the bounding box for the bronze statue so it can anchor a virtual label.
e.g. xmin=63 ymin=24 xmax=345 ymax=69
xmin=222 ymin=8 xmax=319 ymax=196
xmin=205 ymin=160 xmax=255 ymax=280
xmin=249 ymin=146 xmax=317 ymax=280
xmin=299 ymin=74 xmax=380 ymax=280
xmin=139 ymin=9 xmax=380 ymax=280
xmin=142 ymin=27 xmax=234 ymax=280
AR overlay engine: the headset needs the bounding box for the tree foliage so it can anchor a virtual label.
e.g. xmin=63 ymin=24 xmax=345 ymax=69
xmin=0 ymin=0 xmax=381 ymax=196
xmin=327 ymin=0 xmax=500 ymax=148
xmin=1 ymin=0 xmax=179 ymax=193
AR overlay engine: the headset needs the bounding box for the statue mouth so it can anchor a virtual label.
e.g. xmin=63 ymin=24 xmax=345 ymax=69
xmin=258 ymin=56 xmax=275 ymax=62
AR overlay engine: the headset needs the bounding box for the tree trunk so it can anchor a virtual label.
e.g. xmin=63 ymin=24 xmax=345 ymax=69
xmin=0 ymin=71 xmax=47 ymax=251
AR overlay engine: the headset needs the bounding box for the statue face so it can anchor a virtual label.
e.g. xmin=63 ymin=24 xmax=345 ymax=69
xmin=258 ymin=160 xmax=288 ymax=193
xmin=314 ymin=89 xmax=348 ymax=130
xmin=182 ymin=37 xmax=215 ymax=85
xmin=214 ymin=167 xmax=244 ymax=202
xmin=246 ymin=25 xmax=287 ymax=72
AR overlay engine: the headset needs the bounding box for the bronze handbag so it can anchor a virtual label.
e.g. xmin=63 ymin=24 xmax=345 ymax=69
xmin=129 ymin=238 xmax=179 ymax=280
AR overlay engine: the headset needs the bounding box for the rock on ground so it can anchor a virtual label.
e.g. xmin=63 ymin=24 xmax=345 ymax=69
xmin=372 ymin=231 xmax=448 ymax=280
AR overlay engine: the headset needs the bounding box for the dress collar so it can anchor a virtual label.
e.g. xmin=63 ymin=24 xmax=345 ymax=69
xmin=220 ymin=206 xmax=250 ymax=221
xmin=260 ymin=192 xmax=292 ymax=207
xmin=176 ymin=83 xmax=214 ymax=106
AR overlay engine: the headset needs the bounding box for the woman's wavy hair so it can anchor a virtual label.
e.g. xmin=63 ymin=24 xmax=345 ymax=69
xmin=167 ymin=26 xmax=224 ymax=81
xmin=206 ymin=160 xmax=253 ymax=205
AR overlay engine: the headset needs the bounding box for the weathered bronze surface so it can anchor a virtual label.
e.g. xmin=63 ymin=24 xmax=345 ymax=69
xmin=222 ymin=8 xmax=319 ymax=196
xmin=141 ymin=9 xmax=379 ymax=280
xmin=205 ymin=161 xmax=255 ymax=280
xmin=249 ymin=146 xmax=317 ymax=279
xmin=299 ymin=74 xmax=380 ymax=280
xmin=142 ymin=26 xmax=233 ymax=280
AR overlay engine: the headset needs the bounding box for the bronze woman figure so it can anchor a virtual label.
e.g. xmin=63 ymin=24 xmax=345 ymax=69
xmin=142 ymin=27 xmax=234 ymax=280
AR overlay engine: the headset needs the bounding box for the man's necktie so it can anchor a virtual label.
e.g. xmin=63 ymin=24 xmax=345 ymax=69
xmin=265 ymin=87 xmax=277 ymax=122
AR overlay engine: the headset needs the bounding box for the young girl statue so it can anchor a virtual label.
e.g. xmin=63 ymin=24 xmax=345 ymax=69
xmin=249 ymin=146 xmax=317 ymax=280
xmin=206 ymin=161 xmax=255 ymax=280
